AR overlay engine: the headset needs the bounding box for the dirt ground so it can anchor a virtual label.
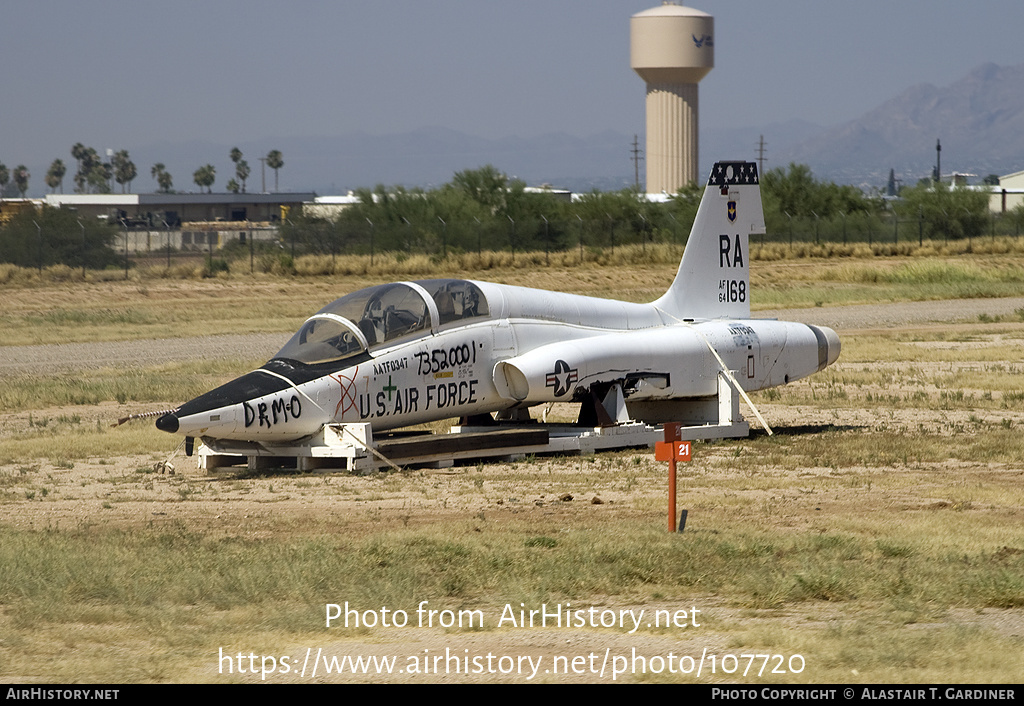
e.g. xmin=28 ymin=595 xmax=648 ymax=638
xmin=4 ymin=295 xmax=1023 ymax=532
xmin=3 ymin=297 xmax=1024 ymax=683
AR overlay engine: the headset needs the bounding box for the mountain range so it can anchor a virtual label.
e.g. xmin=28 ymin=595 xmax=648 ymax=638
xmin=772 ymin=62 xmax=1024 ymax=187
xmin=18 ymin=62 xmax=1024 ymax=197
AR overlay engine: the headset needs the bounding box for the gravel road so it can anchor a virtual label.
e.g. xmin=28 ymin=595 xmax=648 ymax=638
xmin=0 ymin=333 xmax=290 ymax=378
xmin=3 ymin=297 xmax=1022 ymax=378
xmin=757 ymin=296 xmax=1024 ymax=330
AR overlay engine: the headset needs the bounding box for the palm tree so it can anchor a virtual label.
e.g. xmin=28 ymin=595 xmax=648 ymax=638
xmin=235 ymin=159 xmax=250 ymax=193
xmin=70 ymin=143 xmax=86 ymax=192
xmin=266 ymin=150 xmax=284 ymax=191
xmin=46 ymin=159 xmax=66 ymax=193
xmin=0 ymin=162 xmax=9 ymax=197
xmin=87 ymin=162 xmax=112 ymax=194
xmin=193 ymin=164 xmax=216 ymax=193
xmin=13 ymin=165 xmax=30 ymax=197
xmin=151 ymin=163 xmax=173 ymax=193
xmin=72 ymin=147 xmax=101 ymax=193
xmin=112 ymin=150 xmax=137 ymax=193
xmin=230 ymin=147 xmax=242 ymax=165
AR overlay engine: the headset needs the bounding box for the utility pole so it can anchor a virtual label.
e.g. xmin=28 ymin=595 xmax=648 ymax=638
xmin=631 ymin=135 xmax=644 ymax=191
xmin=756 ymin=135 xmax=767 ymax=175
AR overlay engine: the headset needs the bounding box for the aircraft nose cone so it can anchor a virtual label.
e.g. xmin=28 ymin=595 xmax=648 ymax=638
xmin=155 ymin=412 xmax=180 ymax=434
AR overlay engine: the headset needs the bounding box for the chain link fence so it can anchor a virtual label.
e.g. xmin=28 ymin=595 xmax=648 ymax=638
xmin=7 ymin=207 xmax=1024 ymax=277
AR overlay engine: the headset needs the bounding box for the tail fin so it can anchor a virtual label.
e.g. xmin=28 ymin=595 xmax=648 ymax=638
xmin=653 ymin=161 xmax=765 ymax=320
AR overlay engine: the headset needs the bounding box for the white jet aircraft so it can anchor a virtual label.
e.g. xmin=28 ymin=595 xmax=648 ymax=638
xmin=156 ymin=161 xmax=839 ymax=445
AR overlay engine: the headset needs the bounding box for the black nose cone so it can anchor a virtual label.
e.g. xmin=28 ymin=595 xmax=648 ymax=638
xmin=155 ymin=413 xmax=179 ymax=434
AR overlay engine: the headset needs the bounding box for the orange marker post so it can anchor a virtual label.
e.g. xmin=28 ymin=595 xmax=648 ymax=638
xmin=655 ymin=422 xmax=691 ymax=532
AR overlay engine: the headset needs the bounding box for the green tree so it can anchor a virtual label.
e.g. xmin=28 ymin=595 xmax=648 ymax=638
xmin=235 ymin=159 xmax=250 ymax=193
xmin=0 ymin=205 xmax=118 ymax=268
xmin=111 ymin=150 xmax=137 ymax=193
xmin=305 ymin=163 xmax=703 ymax=257
xmin=151 ymin=163 xmax=173 ymax=193
xmin=87 ymin=161 xmax=112 ymax=194
xmin=0 ymin=162 xmax=9 ymax=197
xmin=449 ymin=164 xmax=509 ymax=212
xmin=266 ymin=149 xmax=283 ymax=191
xmin=193 ymin=164 xmax=216 ymax=193
xmin=762 ymin=163 xmax=817 ymax=218
xmin=1009 ymin=202 xmax=1024 ymax=235
xmin=45 ymin=159 xmax=66 ymax=193
xmin=71 ymin=146 xmax=103 ymax=193
xmin=70 ymin=143 xmax=87 ymax=192
xmin=440 ymin=164 xmax=570 ymax=251
xmin=572 ymin=188 xmax=652 ymax=250
xmin=226 ymin=178 xmax=240 ymax=194
xmin=665 ymin=181 xmax=703 ymax=242
xmin=762 ymin=163 xmax=875 ymax=219
xmin=229 ymin=148 xmax=249 ymax=192
xmin=896 ymin=181 xmax=989 ymax=240
xmin=13 ymin=165 xmax=30 ymax=197
xmin=760 ymin=162 xmax=883 ymax=241
xmin=158 ymin=170 xmax=174 ymax=194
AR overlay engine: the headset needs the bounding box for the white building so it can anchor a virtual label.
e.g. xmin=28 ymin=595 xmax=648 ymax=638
xmin=991 ymin=170 xmax=1024 ymax=213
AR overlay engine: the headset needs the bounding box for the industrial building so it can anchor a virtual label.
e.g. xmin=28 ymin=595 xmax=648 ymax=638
xmin=42 ymin=192 xmax=314 ymax=226
xmin=991 ymin=170 xmax=1024 ymax=213
xmin=35 ymin=192 xmax=315 ymax=253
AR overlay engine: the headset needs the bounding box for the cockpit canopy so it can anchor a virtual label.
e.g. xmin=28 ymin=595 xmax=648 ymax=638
xmin=418 ymin=278 xmax=488 ymax=326
xmin=273 ymin=279 xmax=489 ymax=366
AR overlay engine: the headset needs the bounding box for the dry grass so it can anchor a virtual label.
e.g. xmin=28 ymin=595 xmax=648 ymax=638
xmin=6 ymin=249 xmax=1024 ymax=346
xmin=2 ymin=256 xmax=1024 ymax=683
xmin=1 ymin=437 xmax=1022 ymax=682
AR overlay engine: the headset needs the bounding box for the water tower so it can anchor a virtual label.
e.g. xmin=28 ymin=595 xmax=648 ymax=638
xmin=631 ymin=3 xmax=714 ymax=193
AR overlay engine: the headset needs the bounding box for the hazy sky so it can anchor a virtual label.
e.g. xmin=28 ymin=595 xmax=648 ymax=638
xmin=3 ymin=1 xmax=1023 ymax=179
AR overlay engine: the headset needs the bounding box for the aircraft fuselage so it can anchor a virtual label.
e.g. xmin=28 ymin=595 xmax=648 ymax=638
xmin=155 ymin=161 xmax=842 ymax=447
xmin=158 ymin=283 xmax=838 ymax=442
